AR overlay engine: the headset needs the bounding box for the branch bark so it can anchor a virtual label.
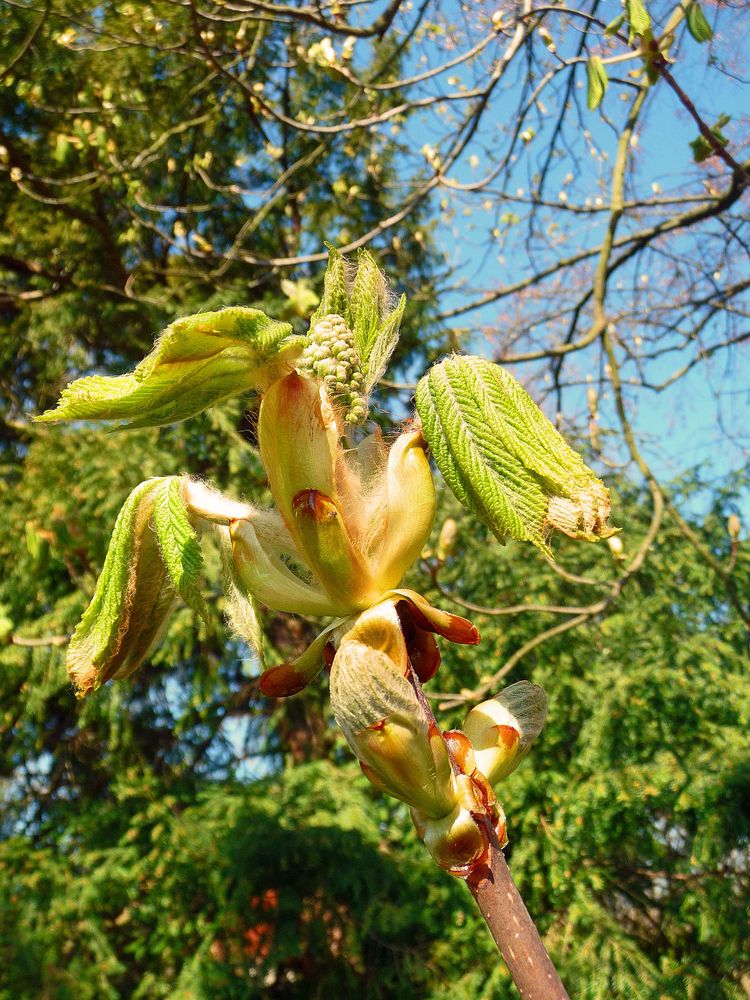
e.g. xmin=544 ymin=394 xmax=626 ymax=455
xmin=466 ymin=840 xmax=570 ymax=1000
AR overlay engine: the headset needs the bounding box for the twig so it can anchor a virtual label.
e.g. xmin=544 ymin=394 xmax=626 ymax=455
xmin=466 ymin=828 xmax=570 ymax=1000
xmin=10 ymin=634 xmax=68 ymax=647
xmin=653 ymin=57 xmax=750 ymax=185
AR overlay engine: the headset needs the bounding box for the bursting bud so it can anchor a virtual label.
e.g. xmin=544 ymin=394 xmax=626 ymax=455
xmin=330 ymin=602 xmax=500 ymax=874
xmin=258 ymin=373 xmax=437 ymax=615
xmin=608 ymin=534 xmax=625 ymax=560
xmin=436 ymin=517 xmax=458 ymax=561
xmin=414 ymin=728 xmax=507 ymax=874
xmin=727 ymin=514 xmax=741 ymax=541
xmin=330 ymin=602 xmax=457 ymax=818
xmin=302 ymin=246 xmax=406 ymax=422
xmin=416 ymin=356 xmax=617 ymax=556
xmin=463 ymin=681 xmax=547 ymax=785
xmin=411 ymin=770 xmax=499 ymax=874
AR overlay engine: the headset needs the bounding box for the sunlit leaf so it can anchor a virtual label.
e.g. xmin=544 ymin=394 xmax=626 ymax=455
xmin=586 ymin=56 xmax=609 ymax=111
xmin=686 ymin=2 xmax=713 ymax=43
xmin=415 ymin=356 xmax=615 ymax=556
xmin=626 ymin=0 xmax=651 ymax=39
xmin=37 ymin=308 xmax=304 ymax=429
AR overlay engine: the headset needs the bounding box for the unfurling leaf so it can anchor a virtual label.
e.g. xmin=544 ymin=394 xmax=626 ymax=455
xmin=36 ymin=307 xmax=304 ymax=429
xmin=66 ymin=476 xmax=213 ymax=696
xmin=66 ymin=480 xmax=176 ymax=696
xmin=686 ymin=2 xmax=713 ymax=43
xmin=312 ymin=244 xmax=350 ymax=321
xmin=586 ymin=56 xmax=609 ymax=111
xmin=626 ymin=0 xmax=651 ymax=39
xmin=415 ymin=355 xmax=615 ymax=556
xmin=152 ymin=477 xmax=206 ymax=620
xmin=361 ymin=292 xmax=405 ymax=394
xmin=604 ymin=13 xmax=625 ymax=36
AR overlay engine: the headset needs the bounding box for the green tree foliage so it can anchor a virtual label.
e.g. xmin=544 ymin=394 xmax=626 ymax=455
xmin=424 ymin=477 xmax=750 ymax=997
xmin=0 ymin=0 xmax=438 ymax=459
xmin=2 ymin=453 xmax=748 ymax=996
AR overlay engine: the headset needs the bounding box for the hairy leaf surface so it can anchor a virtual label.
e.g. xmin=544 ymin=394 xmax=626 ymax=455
xmin=416 ymin=356 xmax=613 ymax=555
xmin=153 ymin=477 xmax=206 ymax=620
xmin=37 ymin=308 xmax=304 ymax=429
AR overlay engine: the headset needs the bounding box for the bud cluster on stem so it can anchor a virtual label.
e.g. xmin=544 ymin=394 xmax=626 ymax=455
xmin=329 ymin=600 xmax=546 ymax=874
xmin=40 ymin=245 xmax=612 ymax=997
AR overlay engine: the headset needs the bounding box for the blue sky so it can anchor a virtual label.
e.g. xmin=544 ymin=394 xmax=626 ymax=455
xmin=376 ymin=2 xmax=750 ymax=505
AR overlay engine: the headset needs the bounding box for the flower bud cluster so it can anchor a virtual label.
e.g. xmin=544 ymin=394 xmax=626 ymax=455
xmin=299 ymin=313 xmax=367 ymax=424
xmin=329 ymin=600 xmax=547 ymax=877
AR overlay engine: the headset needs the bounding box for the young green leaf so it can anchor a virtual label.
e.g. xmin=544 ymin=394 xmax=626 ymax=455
xmin=311 ymin=244 xmax=351 ymax=325
xmin=66 ymin=479 xmax=177 ymax=696
xmin=586 ymin=56 xmax=609 ymax=111
xmin=689 ymin=116 xmax=729 ymax=162
xmin=686 ymin=2 xmax=713 ymax=43
xmin=362 ymin=292 xmax=405 ymax=393
xmin=604 ymin=13 xmax=625 ymax=36
xmin=626 ymin=0 xmax=651 ymax=39
xmin=36 ymin=307 xmax=304 ymax=429
xmin=349 ymin=249 xmax=386 ymax=356
xmin=153 ymin=477 xmax=207 ymax=621
xmin=415 ymin=356 xmax=615 ymax=556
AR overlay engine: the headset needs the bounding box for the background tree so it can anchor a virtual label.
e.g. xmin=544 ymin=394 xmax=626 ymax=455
xmin=1 ymin=1 xmax=748 ymax=997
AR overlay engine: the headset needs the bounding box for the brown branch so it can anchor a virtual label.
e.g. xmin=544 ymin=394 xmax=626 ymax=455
xmin=466 ymin=833 xmax=570 ymax=1000
xmin=653 ymin=57 xmax=750 ymax=186
xmin=1 ymin=0 xmax=50 ymax=80
xmin=439 ymin=164 xmax=748 ymax=329
xmin=10 ymin=634 xmax=68 ymax=648
xmin=224 ymin=0 xmax=406 ymax=39
xmin=422 ymin=558 xmax=597 ymax=616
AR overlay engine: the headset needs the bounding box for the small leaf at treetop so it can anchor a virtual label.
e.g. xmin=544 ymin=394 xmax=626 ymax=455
xmin=686 ymin=2 xmax=713 ymax=43
xmin=689 ymin=117 xmax=729 ymax=163
xmin=36 ymin=307 xmax=304 ymax=430
xmin=604 ymin=13 xmax=625 ymax=37
xmin=586 ymin=56 xmax=609 ymax=111
xmin=626 ymin=0 xmax=651 ymax=39
xmin=415 ymin=356 xmax=616 ymax=557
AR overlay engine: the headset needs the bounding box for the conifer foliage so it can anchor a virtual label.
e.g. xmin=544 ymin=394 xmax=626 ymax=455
xmin=1 ymin=1 xmax=749 ymax=998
